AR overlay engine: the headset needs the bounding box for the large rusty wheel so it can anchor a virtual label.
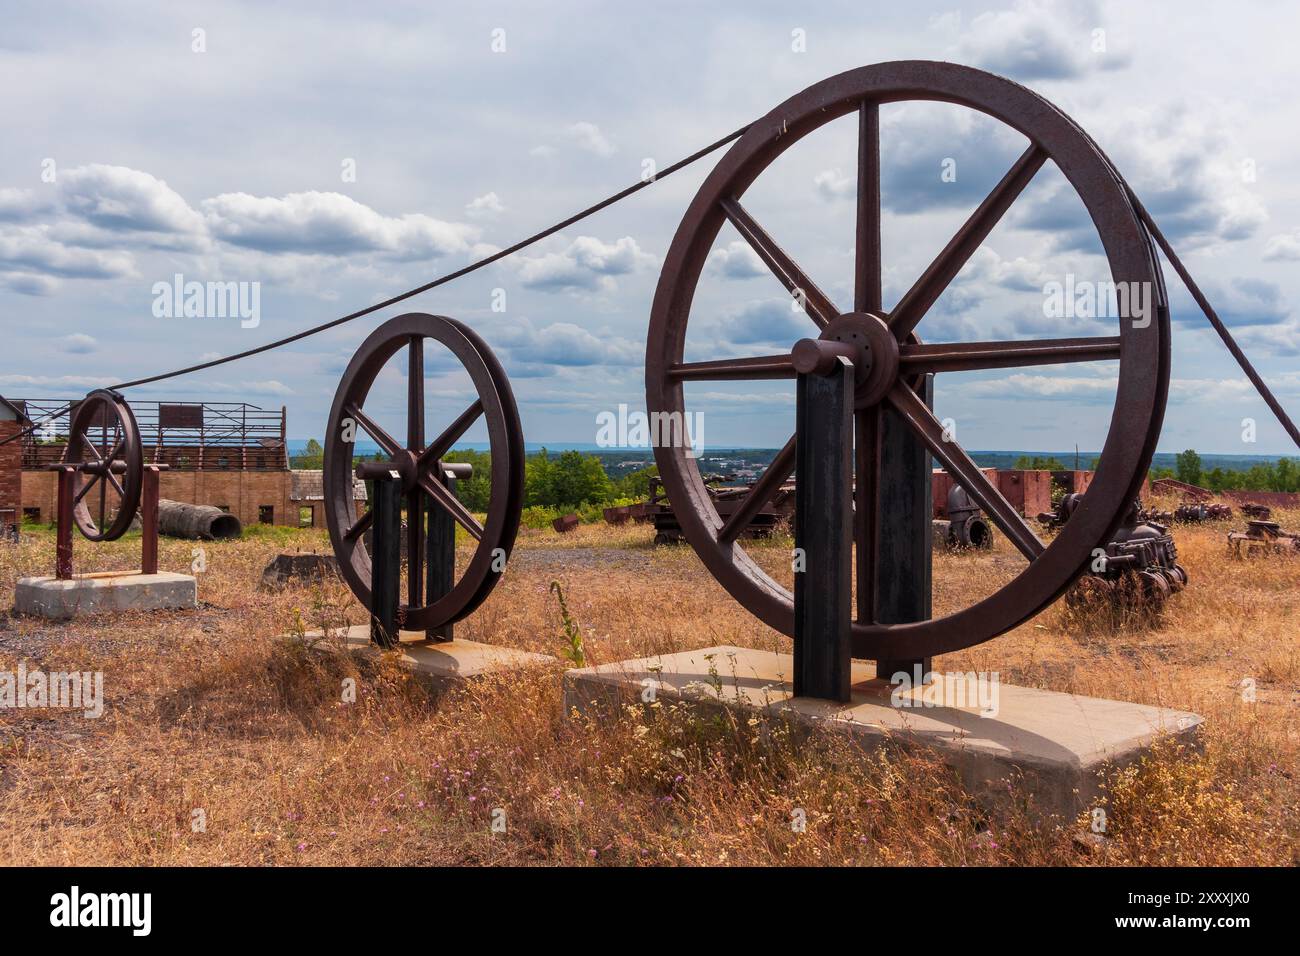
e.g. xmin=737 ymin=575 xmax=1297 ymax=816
xmin=646 ymin=61 xmax=1170 ymax=660
xmin=63 ymin=389 xmax=143 ymax=542
xmin=323 ymin=313 xmax=524 ymax=631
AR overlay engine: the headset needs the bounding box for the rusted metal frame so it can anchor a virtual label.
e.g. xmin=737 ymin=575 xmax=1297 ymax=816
xmin=368 ymin=472 xmax=402 ymax=648
xmin=414 ymin=399 xmax=484 ymax=471
xmin=666 ymin=355 xmax=796 ymax=381
xmin=873 ymin=376 xmax=934 ymax=681
xmin=855 ymin=100 xmax=883 ymax=314
xmin=407 ymin=335 xmax=426 ymax=608
xmin=719 ymin=196 xmax=841 ymax=328
xmin=426 ymin=469 xmax=456 ymax=642
xmin=899 ymin=336 xmax=1122 ymax=374
xmin=141 ymin=465 xmax=162 ymax=575
xmin=53 ymin=465 xmax=75 ymax=579
xmin=889 ymin=145 xmax=1048 ymax=339
xmin=854 ymin=405 xmax=881 ymax=628
xmin=322 ymin=314 xmax=524 ymax=633
xmin=885 ymin=382 xmax=1044 ymax=559
xmin=717 ymin=435 xmax=796 ymax=543
xmin=793 ymin=359 xmax=854 ymax=702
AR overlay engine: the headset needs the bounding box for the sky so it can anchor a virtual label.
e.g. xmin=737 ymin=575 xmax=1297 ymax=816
xmin=2 ymin=0 xmax=1299 ymax=456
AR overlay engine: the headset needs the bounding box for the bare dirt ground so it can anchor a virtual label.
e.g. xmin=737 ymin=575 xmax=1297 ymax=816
xmin=0 ymin=500 xmax=1295 ymax=866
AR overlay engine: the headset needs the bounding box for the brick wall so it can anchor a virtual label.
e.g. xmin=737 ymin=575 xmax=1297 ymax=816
xmin=0 ymin=421 xmax=21 ymax=529
xmin=23 ymin=469 xmax=297 ymax=526
xmin=996 ymin=470 xmax=1053 ymax=518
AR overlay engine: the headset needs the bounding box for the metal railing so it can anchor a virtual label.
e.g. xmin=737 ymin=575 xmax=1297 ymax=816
xmin=15 ymin=399 xmax=288 ymax=471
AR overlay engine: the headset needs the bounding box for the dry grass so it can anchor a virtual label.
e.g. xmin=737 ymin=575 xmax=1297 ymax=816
xmin=0 ymin=499 xmax=1295 ymax=866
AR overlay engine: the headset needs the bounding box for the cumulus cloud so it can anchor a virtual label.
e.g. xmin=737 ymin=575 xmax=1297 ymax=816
xmin=707 ymin=240 xmax=766 ymax=279
xmin=59 ymin=164 xmax=206 ymax=236
xmin=465 ymin=191 xmax=504 ymax=219
xmin=482 ymin=316 xmax=640 ymax=369
xmin=58 ymin=333 xmax=97 ymax=354
xmin=941 ymin=1 xmax=1130 ymax=81
xmin=201 ymin=191 xmax=477 ymax=259
xmin=813 ymin=168 xmax=854 ymax=202
xmin=715 ymin=299 xmax=811 ymax=348
xmin=0 ymin=226 xmax=136 ymax=280
xmin=0 ymin=187 xmax=53 ymax=222
xmin=513 ymin=235 xmax=655 ymax=292
xmin=1014 ymin=105 xmax=1267 ymax=251
xmin=566 ymin=121 xmax=616 ymax=157
xmin=1263 ymin=231 xmax=1300 ymax=261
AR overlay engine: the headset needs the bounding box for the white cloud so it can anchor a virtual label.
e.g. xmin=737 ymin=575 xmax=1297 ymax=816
xmin=1263 ymin=231 xmax=1300 ymax=261
xmin=0 ymin=225 xmax=136 ymax=280
xmin=58 ymin=333 xmax=97 ymax=354
xmin=514 ymin=235 xmax=655 ymax=291
xmin=943 ymin=0 xmax=1130 ymax=81
xmin=566 ymin=121 xmax=616 ymax=157
xmin=813 ymin=168 xmax=854 ymax=202
xmin=708 ymin=241 xmax=766 ymax=279
xmin=201 ymin=190 xmax=477 ymax=259
xmin=465 ymin=191 xmax=504 ymax=218
xmin=59 ymin=164 xmax=206 ymax=236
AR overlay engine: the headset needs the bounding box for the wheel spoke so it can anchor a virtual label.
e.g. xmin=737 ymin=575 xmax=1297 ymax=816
xmin=719 ymin=196 xmax=841 ymax=328
xmin=667 ymin=354 xmax=796 ymax=382
xmin=418 ymin=473 xmax=483 ymax=541
xmin=855 ymin=101 xmax=882 ymax=314
xmin=344 ymin=508 xmax=374 ymax=542
xmin=79 ymin=432 xmax=104 ymax=462
xmin=408 ymin=336 xmax=425 ymax=606
xmin=854 ymin=405 xmax=881 ymax=624
xmin=718 ymin=435 xmax=796 ymax=543
xmin=415 ymin=399 xmax=484 ymax=471
xmin=73 ymin=473 xmax=101 ymax=504
xmin=889 ymin=145 xmax=1047 ymax=338
xmin=885 ymin=383 xmax=1044 ymax=560
xmin=899 ymin=336 xmax=1121 ymax=374
xmin=344 ymin=403 xmax=405 ymax=459
xmin=104 ymin=470 xmax=125 ymax=500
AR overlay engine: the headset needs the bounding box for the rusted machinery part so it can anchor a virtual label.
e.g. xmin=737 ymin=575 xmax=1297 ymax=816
xmin=323 ymin=313 xmax=524 ymax=630
xmin=647 ymin=61 xmax=1169 ymax=659
xmin=552 ymin=513 xmax=580 ymax=533
xmin=156 ymin=498 xmax=242 ymax=540
xmin=62 ymin=389 xmax=144 ymax=542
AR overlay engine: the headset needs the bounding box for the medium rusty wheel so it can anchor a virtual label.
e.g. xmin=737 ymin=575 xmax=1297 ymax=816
xmin=323 ymin=313 xmax=524 ymax=630
xmin=63 ymin=389 xmax=143 ymax=542
xmin=646 ymin=61 xmax=1170 ymax=659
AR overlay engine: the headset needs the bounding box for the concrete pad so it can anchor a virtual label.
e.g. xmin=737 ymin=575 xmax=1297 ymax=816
xmin=305 ymin=624 xmax=557 ymax=689
xmin=15 ymin=571 xmax=198 ymax=620
xmin=563 ymin=644 xmax=1203 ymax=822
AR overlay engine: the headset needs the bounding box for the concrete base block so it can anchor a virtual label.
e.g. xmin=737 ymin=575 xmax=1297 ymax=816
xmin=306 ymin=624 xmax=556 ymax=689
xmin=15 ymin=571 xmax=198 ymax=620
xmin=563 ymin=645 xmax=1203 ymax=822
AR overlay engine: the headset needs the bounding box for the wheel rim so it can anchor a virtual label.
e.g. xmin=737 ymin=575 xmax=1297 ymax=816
xmin=323 ymin=313 xmax=524 ymax=630
xmin=64 ymin=389 xmax=143 ymax=542
xmin=645 ymin=61 xmax=1169 ymax=659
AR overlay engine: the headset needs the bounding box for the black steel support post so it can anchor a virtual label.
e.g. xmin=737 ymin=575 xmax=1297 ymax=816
xmin=793 ymin=356 xmax=854 ymax=702
xmin=874 ymin=374 xmax=934 ymax=682
xmin=369 ymin=474 xmax=402 ymax=648
xmin=425 ymin=470 xmax=457 ymax=642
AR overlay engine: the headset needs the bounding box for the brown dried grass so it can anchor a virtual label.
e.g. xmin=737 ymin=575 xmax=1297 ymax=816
xmin=0 ymin=502 xmax=1294 ymax=866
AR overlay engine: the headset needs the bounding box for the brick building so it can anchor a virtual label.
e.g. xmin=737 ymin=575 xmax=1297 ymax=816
xmin=0 ymin=396 xmax=30 ymax=536
xmin=15 ymin=398 xmax=363 ymax=528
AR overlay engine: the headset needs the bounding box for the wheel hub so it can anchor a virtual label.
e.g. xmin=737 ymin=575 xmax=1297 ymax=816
xmin=819 ymin=311 xmax=899 ymax=407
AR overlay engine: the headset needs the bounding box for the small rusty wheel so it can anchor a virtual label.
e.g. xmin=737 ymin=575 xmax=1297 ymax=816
xmin=63 ymin=389 xmax=143 ymax=542
xmin=323 ymin=313 xmax=524 ymax=630
xmin=646 ymin=61 xmax=1170 ymax=659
